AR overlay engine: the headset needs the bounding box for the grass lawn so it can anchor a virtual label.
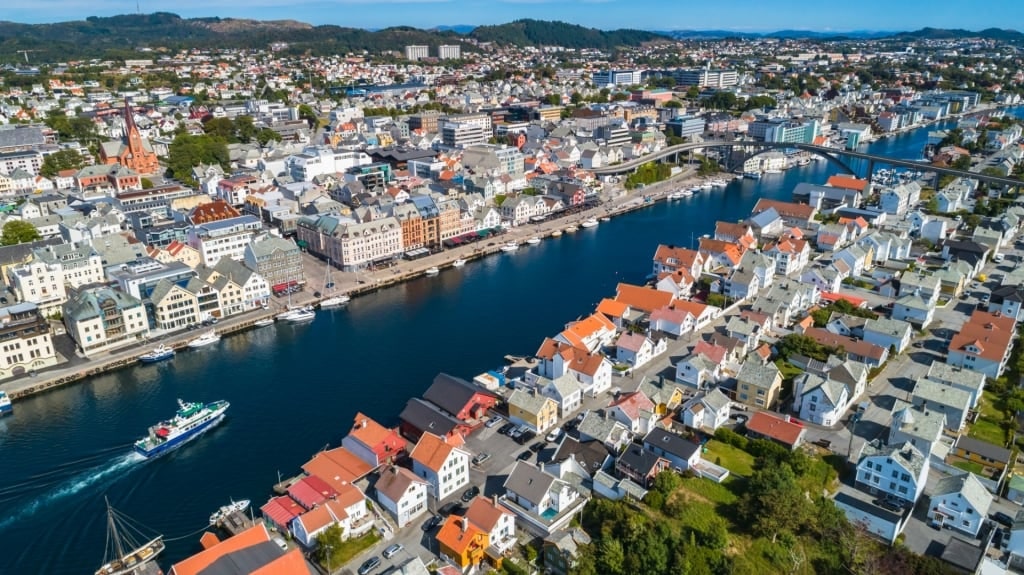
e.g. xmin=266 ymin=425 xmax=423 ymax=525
xmin=953 ymin=460 xmax=986 ymax=475
xmin=703 ymin=440 xmax=755 ymax=477
xmin=680 ymin=475 xmax=741 ymax=506
xmin=970 ymin=390 xmax=1009 ymax=446
xmin=325 ymin=530 xmax=380 ymax=569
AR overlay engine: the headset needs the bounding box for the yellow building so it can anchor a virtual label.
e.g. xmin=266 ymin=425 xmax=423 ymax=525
xmin=507 ymin=388 xmax=559 ymax=433
xmin=436 ymin=516 xmax=489 ymax=569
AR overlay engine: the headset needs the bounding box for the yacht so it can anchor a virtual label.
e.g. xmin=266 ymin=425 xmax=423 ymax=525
xmin=253 ymin=317 xmax=275 ymax=327
xmin=551 ymin=230 xmax=563 ymax=237
xmin=425 ymin=266 xmax=440 ymax=276
xmin=281 ymin=306 xmax=315 ymax=323
xmin=526 ymin=237 xmax=541 ymax=245
xmin=138 ymin=345 xmax=175 ymax=364
xmin=209 ymin=499 xmax=251 ymax=526
xmin=764 ymin=168 xmax=783 ymax=174
xmin=500 ymin=241 xmax=519 ymax=252
xmin=565 ymin=226 xmax=578 ymax=233
xmin=452 ymin=258 xmax=467 ymax=268
xmin=699 ymin=182 xmax=713 ymax=190
xmin=667 ymin=190 xmax=689 ymax=200
xmin=187 ymin=331 xmax=220 ymax=349
xmin=318 ymin=294 xmax=350 ymax=309
xmin=710 ymin=179 xmax=727 ymax=188
xmin=580 ymin=218 xmax=599 ymax=228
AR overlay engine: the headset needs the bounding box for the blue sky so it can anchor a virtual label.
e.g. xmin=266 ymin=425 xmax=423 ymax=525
xmin=7 ymin=0 xmax=1023 ymax=32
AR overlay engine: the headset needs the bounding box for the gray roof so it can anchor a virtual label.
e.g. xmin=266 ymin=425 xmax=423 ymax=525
xmin=643 ymin=428 xmax=700 ymax=461
xmin=64 ymin=286 xmax=143 ymax=322
xmin=541 ymin=374 xmax=582 ymax=400
xmin=398 ymin=398 xmax=461 ymax=436
xmin=577 ymin=411 xmax=630 ymax=445
xmin=890 ymin=400 xmax=945 ymax=444
xmin=509 ymin=388 xmax=556 ymax=414
xmin=504 ymin=461 xmax=558 ymax=506
xmin=550 ymin=436 xmax=611 ymax=475
xmin=913 ymin=379 xmax=971 ymax=411
xmin=616 ymin=444 xmax=668 ymax=477
xmin=930 ymin=472 xmax=993 ymax=517
xmin=859 ymin=441 xmax=927 ymax=478
xmin=926 ymin=363 xmax=986 ymax=393
xmin=955 ymin=435 xmax=1011 ymax=464
xmin=246 ymin=236 xmax=299 ymax=258
xmin=939 ymin=537 xmax=984 ymax=574
xmin=737 ymin=357 xmax=781 ymax=390
xmin=422 ymin=373 xmax=497 ymax=418
xmin=863 ymin=316 xmax=912 ymax=338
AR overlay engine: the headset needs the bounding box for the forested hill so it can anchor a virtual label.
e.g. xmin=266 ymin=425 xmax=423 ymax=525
xmin=0 ymin=13 xmax=666 ymax=62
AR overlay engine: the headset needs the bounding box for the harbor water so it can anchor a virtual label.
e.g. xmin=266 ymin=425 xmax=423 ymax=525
xmin=0 ymin=111 xmax=1014 ymax=574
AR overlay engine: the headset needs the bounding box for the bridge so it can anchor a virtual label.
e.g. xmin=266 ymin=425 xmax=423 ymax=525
xmin=591 ymin=139 xmax=1024 ymax=190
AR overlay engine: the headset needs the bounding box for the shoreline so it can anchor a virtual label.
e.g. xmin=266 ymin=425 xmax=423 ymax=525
xmin=0 ymin=167 xmax=705 ymax=403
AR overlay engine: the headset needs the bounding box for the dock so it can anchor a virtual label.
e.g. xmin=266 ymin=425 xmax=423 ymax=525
xmin=216 ymin=510 xmax=255 ymax=537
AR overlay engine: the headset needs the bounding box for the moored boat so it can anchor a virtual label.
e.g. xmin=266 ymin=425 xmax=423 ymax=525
xmin=209 ymin=499 xmax=251 ymax=525
xmin=526 ymin=237 xmax=541 ymax=245
xmin=551 ymin=230 xmax=563 ymax=237
xmin=743 ymin=171 xmax=762 ymax=180
xmin=580 ymin=218 xmax=598 ymax=228
xmin=452 ymin=258 xmax=467 ymax=267
xmin=319 ymin=294 xmax=350 ymax=308
xmin=138 ymin=344 xmax=175 ymax=364
xmin=187 ymin=331 xmax=220 ymax=348
xmin=500 ymin=241 xmax=519 ymax=252
xmin=95 ymin=501 xmax=165 ymax=575
xmin=600 ymin=217 xmax=610 ymax=222
xmin=667 ymin=190 xmax=688 ymax=200
xmin=0 ymin=390 xmax=11 ymax=416
xmin=565 ymin=226 xmax=578 ymax=233
xmin=253 ymin=317 xmax=275 ymax=327
xmin=133 ymin=399 xmax=230 ymax=459
xmin=425 ymin=266 xmax=440 ymax=276
xmin=699 ymin=182 xmax=713 ymax=190
xmin=281 ymin=306 xmax=315 ymax=323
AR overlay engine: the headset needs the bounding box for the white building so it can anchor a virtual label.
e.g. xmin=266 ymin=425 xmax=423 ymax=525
xmin=8 ymin=259 xmax=67 ymax=315
xmin=63 ymin=287 xmax=149 ymax=356
xmin=926 ymin=472 xmax=993 ymax=537
xmin=855 ymin=441 xmax=929 ymax=505
xmin=409 ymin=432 xmax=470 ymax=501
xmin=187 ymin=215 xmax=263 ymax=266
xmin=375 ymin=465 xmax=430 ymax=529
xmin=0 ymin=302 xmax=60 ymax=379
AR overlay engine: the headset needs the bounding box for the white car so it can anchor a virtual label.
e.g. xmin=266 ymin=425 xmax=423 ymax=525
xmin=546 ymin=429 xmax=563 ymax=443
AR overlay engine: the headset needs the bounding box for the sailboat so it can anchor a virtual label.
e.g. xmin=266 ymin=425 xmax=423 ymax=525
xmin=276 ymin=282 xmax=316 ymax=321
xmin=318 ymin=260 xmax=350 ymax=309
xmin=95 ymin=499 xmax=165 ymax=575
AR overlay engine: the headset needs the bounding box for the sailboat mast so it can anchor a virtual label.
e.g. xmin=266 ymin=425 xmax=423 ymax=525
xmin=106 ymin=498 xmax=126 ymax=561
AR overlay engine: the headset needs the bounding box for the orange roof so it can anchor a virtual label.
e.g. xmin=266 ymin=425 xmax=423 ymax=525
xmin=596 ymin=298 xmax=628 ymax=319
xmin=410 ymin=432 xmax=458 ymax=473
xmin=436 ymin=515 xmax=489 ymax=555
xmin=559 ymin=313 xmax=615 ymax=348
xmin=347 ymin=412 xmax=398 ymax=450
xmin=301 ymin=447 xmax=372 ymax=491
xmin=819 ymin=292 xmax=866 ymax=307
xmin=698 ymin=238 xmax=744 ymax=266
xmin=295 ymin=499 xmax=350 ymax=534
xmin=535 ymin=337 xmax=574 ymax=361
xmin=615 ymin=283 xmax=674 ymax=313
xmin=746 ymin=411 xmax=804 ymax=447
xmin=653 ymin=244 xmax=703 ymax=270
xmin=673 ymin=299 xmax=712 ymax=318
xmin=753 ymin=198 xmax=815 ymax=219
xmin=568 ymin=348 xmax=608 ymax=377
xmin=170 ymin=524 xmax=274 ymax=575
xmin=714 ymin=222 xmax=752 ymax=240
xmin=608 ymin=391 xmax=655 ymax=421
xmin=251 ymin=549 xmax=312 ymax=575
xmin=826 ymin=175 xmax=868 ymax=191
xmin=949 ymin=310 xmax=1015 ymax=362
xmin=464 ymin=495 xmax=512 ymax=532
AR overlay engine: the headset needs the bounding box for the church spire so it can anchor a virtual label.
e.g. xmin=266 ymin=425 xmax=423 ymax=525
xmin=123 ymin=97 xmax=139 ymax=138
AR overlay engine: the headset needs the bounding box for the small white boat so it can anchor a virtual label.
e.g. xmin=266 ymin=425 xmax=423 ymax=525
xmin=282 ymin=307 xmax=315 ymax=323
xmin=500 ymin=241 xmax=519 ymax=252
xmin=526 ymin=237 xmax=541 ymax=245
xmin=253 ymin=317 xmax=275 ymax=327
xmin=209 ymin=499 xmax=250 ymax=525
xmin=452 ymin=259 xmax=467 ymax=268
xmin=425 ymin=266 xmax=440 ymax=276
xmin=700 ymin=182 xmax=713 ymax=190
xmin=667 ymin=190 xmax=688 ymax=200
xmin=600 ymin=217 xmax=610 ymax=222
xmin=551 ymin=230 xmax=563 ymax=237
xmin=187 ymin=331 xmax=220 ymax=349
xmin=0 ymin=390 xmax=12 ymax=416
xmin=319 ymin=294 xmax=350 ymax=308
xmin=710 ymin=179 xmax=727 ymax=188
xmin=689 ymin=185 xmax=701 ymax=193
xmin=565 ymin=226 xmax=578 ymax=233
xmin=580 ymin=218 xmax=598 ymax=228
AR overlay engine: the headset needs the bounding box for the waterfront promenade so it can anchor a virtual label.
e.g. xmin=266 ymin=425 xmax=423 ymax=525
xmin=0 ymin=167 xmax=701 ymax=401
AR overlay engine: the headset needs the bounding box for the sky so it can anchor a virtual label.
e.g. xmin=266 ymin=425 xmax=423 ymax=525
xmin=5 ymin=0 xmax=1023 ymax=32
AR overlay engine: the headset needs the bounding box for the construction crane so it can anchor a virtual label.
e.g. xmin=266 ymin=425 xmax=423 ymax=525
xmin=16 ymin=50 xmax=38 ymax=64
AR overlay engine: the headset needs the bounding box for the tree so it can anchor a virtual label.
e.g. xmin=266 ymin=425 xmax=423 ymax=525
xmin=140 ymin=178 xmax=154 ymax=189
xmin=544 ymin=93 xmax=562 ymax=106
xmin=611 ymin=92 xmax=630 ymax=102
xmin=234 ymin=115 xmax=258 ymax=144
xmin=663 ymin=99 xmax=683 ymax=108
xmin=39 ymin=149 xmax=86 ymax=178
xmin=167 ymin=133 xmax=229 ymax=186
xmin=686 ymin=86 xmax=700 ymax=99
xmin=256 ymin=128 xmax=282 ymax=146
xmin=298 ymin=104 xmax=318 ymax=129
xmin=1 ymin=220 xmax=41 ymax=246
xmin=570 ymin=92 xmax=584 ymax=105
xmin=739 ymin=461 xmax=809 ymax=543
xmin=202 ymin=117 xmax=236 ymax=141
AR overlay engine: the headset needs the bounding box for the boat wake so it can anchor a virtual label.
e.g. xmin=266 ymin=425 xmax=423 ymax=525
xmin=0 ymin=451 xmax=145 ymax=530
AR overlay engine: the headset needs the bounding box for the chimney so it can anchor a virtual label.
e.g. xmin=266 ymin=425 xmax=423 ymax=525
xmin=361 ymin=418 xmax=368 ymax=428
xmin=492 ymin=494 xmax=499 ymax=507
xmin=460 ymin=517 xmax=467 ymax=533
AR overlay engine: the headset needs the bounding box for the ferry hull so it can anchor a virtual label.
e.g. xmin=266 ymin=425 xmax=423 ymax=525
xmin=134 ymin=412 xmax=226 ymax=459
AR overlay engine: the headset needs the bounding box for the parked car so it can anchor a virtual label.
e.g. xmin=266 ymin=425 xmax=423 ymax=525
xmin=517 ymin=450 xmax=533 ymax=461
xmin=383 ymin=544 xmax=404 ymax=559
xmin=529 ymin=441 xmax=544 ymax=453
xmin=438 ymin=502 xmax=460 ymax=516
xmin=472 ymin=452 xmax=491 ymax=465
xmin=874 ymin=498 xmax=902 ymax=512
xmin=546 ymin=428 xmax=562 ymax=443
xmin=461 ymin=485 xmax=480 ymax=502
xmin=422 ymin=515 xmax=442 ymax=531
xmin=510 ymin=426 xmax=525 ymax=441
xmin=515 ymin=430 xmax=536 ymax=445
xmin=358 ymin=557 xmax=381 ymax=575
xmin=992 ymin=511 xmax=1015 ymax=527
xmin=485 ymin=416 xmax=503 ymax=429
xmin=498 ymin=422 xmax=516 ymax=436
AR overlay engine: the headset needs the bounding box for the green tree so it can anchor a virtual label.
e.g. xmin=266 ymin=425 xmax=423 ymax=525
xmin=167 ymin=133 xmax=229 ymax=186
xmin=39 ymin=149 xmax=86 ymax=178
xmin=598 ymin=538 xmax=625 ymax=575
xmin=298 ymin=104 xmax=318 ymax=129
xmin=685 ymin=86 xmax=700 ymax=99
xmin=256 ymin=128 xmax=283 ymax=146
xmin=544 ymin=93 xmax=562 ymax=106
xmin=611 ymin=92 xmax=629 ymax=102
xmin=739 ymin=461 xmax=809 ymax=543
xmin=663 ymin=99 xmax=683 ymax=108
xmin=234 ymin=115 xmax=258 ymax=144
xmin=202 ymin=117 xmax=236 ymax=141
xmin=1 ymin=220 xmax=41 ymax=246
xmin=570 ymin=92 xmax=584 ymax=105
xmin=140 ymin=177 xmax=154 ymax=189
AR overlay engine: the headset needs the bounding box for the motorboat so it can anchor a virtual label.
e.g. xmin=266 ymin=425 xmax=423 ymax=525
xmin=138 ymin=345 xmax=175 ymax=364
xmin=710 ymin=179 xmax=727 ymax=188
xmin=600 ymin=217 xmax=611 ymax=222
xmin=565 ymin=226 xmax=578 ymax=233
xmin=281 ymin=306 xmax=315 ymax=323
xmin=699 ymin=182 xmax=713 ymax=190
xmin=187 ymin=331 xmax=220 ymax=349
xmin=526 ymin=237 xmax=541 ymax=245
xmin=500 ymin=241 xmax=519 ymax=252
xmin=743 ymin=171 xmax=762 ymax=180
xmin=667 ymin=190 xmax=689 ymax=200
xmin=0 ymin=390 xmax=11 ymax=416
xmin=580 ymin=218 xmax=598 ymax=228
xmin=319 ymin=294 xmax=351 ymax=308
xmin=253 ymin=317 xmax=275 ymax=327
xmin=452 ymin=259 xmax=467 ymax=267
xmin=425 ymin=267 xmax=440 ymax=276
xmin=209 ymin=499 xmax=251 ymax=526
xmin=551 ymin=230 xmax=563 ymax=237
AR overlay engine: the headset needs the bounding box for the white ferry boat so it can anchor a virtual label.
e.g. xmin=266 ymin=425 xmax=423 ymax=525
xmin=0 ymin=390 xmax=11 ymax=416
xmin=133 ymin=399 xmax=230 ymax=458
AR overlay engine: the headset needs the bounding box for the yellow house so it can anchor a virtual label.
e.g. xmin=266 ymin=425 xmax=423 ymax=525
xmin=507 ymin=389 xmax=559 ymax=433
xmin=639 ymin=379 xmax=684 ymax=416
xmin=436 ymin=515 xmax=489 ymax=569
xmin=736 ymin=358 xmax=783 ymax=410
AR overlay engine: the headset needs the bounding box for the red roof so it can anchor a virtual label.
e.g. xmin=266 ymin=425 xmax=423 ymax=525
xmin=826 ymin=175 xmax=868 ymax=192
xmin=745 ymin=411 xmax=805 ymax=447
xmin=819 ymin=292 xmax=867 ymax=308
xmin=170 ymin=524 xmax=277 ymax=575
xmin=260 ymin=496 xmax=304 ymax=529
xmin=287 ymin=475 xmax=339 ymax=510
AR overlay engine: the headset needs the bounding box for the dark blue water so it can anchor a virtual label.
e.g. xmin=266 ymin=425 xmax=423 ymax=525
xmin=0 ymin=112 xmax=1013 ymax=574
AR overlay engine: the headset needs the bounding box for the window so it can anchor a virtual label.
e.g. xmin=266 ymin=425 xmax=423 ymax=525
xmin=897 ymin=486 xmax=908 ymax=494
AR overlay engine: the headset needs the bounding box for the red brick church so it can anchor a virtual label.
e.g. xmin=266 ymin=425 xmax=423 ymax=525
xmin=99 ymin=98 xmax=160 ymax=175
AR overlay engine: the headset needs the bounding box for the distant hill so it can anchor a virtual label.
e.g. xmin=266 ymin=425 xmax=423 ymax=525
xmin=0 ymin=14 xmax=664 ymax=62
xmin=891 ymin=27 xmax=1024 ymax=41
xmin=469 ymin=19 xmax=667 ymax=49
xmin=661 ymin=27 xmax=1021 ymax=41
